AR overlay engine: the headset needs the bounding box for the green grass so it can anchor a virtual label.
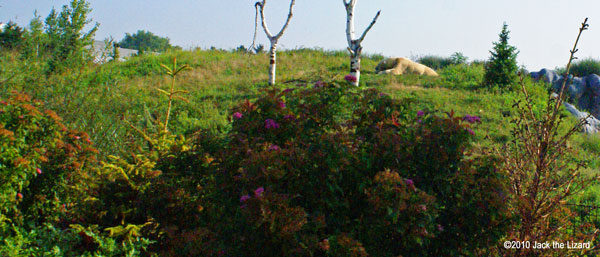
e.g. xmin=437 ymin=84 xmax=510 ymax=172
xmin=1 ymin=48 xmax=599 ymax=178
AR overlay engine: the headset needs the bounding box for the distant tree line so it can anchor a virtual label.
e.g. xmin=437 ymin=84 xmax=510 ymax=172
xmin=118 ymin=30 xmax=178 ymax=53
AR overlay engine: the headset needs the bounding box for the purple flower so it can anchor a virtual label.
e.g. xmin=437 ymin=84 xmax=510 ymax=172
xmin=254 ymin=187 xmax=265 ymax=197
xmin=344 ymin=74 xmax=357 ymax=83
xmin=405 ymin=179 xmax=414 ymax=187
xmin=419 ymin=205 xmax=427 ymax=212
xmin=265 ymin=119 xmax=280 ymax=129
xmin=379 ymin=93 xmax=387 ymax=97
xmin=417 ymin=110 xmax=425 ymax=117
xmin=233 ymin=112 xmax=243 ymax=119
xmin=467 ymin=128 xmax=475 ymax=135
xmin=314 ymin=81 xmax=326 ymax=88
xmin=268 ymin=144 xmax=280 ymax=151
xmin=240 ymin=194 xmax=251 ymax=202
xmin=462 ymin=115 xmax=481 ymax=124
xmin=437 ymin=224 xmax=444 ymax=232
xmin=283 ymin=88 xmax=294 ymax=93
xmin=278 ymin=101 xmax=286 ymax=109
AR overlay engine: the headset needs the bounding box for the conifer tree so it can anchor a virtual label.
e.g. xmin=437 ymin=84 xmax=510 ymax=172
xmin=484 ymin=22 xmax=519 ymax=89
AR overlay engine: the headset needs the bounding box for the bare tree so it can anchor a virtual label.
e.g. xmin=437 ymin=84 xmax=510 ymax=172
xmin=343 ymin=0 xmax=380 ymax=86
xmin=256 ymin=0 xmax=296 ymax=85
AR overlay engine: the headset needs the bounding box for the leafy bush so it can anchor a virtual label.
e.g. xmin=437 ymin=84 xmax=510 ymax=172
xmin=0 ymin=92 xmax=98 ymax=226
xmin=417 ymin=52 xmax=468 ymax=70
xmin=560 ymin=57 xmax=600 ymax=77
xmin=426 ymin=63 xmax=485 ymax=90
xmin=119 ymin=30 xmax=173 ymax=53
xmin=210 ymin=82 xmax=511 ymax=256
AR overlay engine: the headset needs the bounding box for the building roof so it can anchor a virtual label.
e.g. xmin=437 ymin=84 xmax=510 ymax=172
xmin=87 ymin=40 xmax=139 ymax=63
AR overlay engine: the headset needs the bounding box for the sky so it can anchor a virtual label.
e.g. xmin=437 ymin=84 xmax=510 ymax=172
xmin=1 ymin=0 xmax=600 ymax=71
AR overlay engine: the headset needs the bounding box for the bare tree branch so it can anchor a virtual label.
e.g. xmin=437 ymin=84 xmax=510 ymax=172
xmin=357 ymin=10 xmax=381 ymax=44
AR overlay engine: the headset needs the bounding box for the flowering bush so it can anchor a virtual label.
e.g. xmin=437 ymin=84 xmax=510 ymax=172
xmin=209 ymin=81 xmax=511 ymax=256
xmin=0 ymin=92 xmax=98 ymax=227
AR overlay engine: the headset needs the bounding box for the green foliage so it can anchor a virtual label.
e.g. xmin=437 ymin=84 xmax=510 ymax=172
xmin=0 ymin=22 xmax=25 ymax=50
xmin=212 ymin=83 xmax=510 ymax=256
xmin=0 ymin=92 xmax=98 ymax=226
xmin=426 ymin=63 xmax=485 ymax=90
xmin=119 ymin=30 xmax=172 ymax=52
xmin=484 ymin=22 xmax=519 ymax=90
xmin=44 ymin=0 xmax=99 ymax=72
xmin=560 ymin=57 xmax=600 ymax=77
xmin=417 ymin=52 xmax=467 ymax=70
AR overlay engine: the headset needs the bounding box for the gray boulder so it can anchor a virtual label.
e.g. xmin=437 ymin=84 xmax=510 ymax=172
xmin=532 ymin=69 xmax=600 ymax=133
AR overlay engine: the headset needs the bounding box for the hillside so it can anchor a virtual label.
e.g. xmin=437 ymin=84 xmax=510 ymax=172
xmin=2 ymin=48 xmax=600 ymax=255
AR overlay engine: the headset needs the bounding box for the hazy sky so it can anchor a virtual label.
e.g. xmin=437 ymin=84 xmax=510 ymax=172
xmin=1 ymin=0 xmax=600 ymax=71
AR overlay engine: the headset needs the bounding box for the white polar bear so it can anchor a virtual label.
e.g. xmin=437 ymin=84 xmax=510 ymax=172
xmin=375 ymin=57 xmax=439 ymax=77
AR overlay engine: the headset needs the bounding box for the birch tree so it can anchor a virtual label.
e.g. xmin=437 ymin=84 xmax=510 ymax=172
xmin=343 ymin=0 xmax=380 ymax=86
xmin=256 ymin=0 xmax=295 ymax=85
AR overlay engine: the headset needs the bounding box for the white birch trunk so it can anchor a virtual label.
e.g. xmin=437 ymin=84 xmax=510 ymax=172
xmin=256 ymin=0 xmax=295 ymax=85
xmin=350 ymin=49 xmax=361 ymax=87
xmin=343 ymin=0 xmax=380 ymax=86
xmin=269 ymin=41 xmax=277 ymax=85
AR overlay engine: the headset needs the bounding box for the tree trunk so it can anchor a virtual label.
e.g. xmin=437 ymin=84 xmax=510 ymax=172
xmin=350 ymin=52 xmax=360 ymax=87
xmin=343 ymin=0 xmax=380 ymax=87
xmin=269 ymin=41 xmax=277 ymax=85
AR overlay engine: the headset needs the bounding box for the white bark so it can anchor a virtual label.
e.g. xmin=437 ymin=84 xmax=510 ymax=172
xmin=343 ymin=0 xmax=381 ymax=86
xmin=269 ymin=40 xmax=277 ymax=85
xmin=257 ymin=0 xmax=295 ymax=85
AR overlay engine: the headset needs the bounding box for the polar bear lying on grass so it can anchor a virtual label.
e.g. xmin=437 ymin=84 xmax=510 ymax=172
xmin=375 ymin=57 xmax=439 ymax=76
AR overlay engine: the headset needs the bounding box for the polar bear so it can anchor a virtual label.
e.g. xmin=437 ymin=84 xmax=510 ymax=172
xmin=375 ymin=57 xmax=439 ymax=76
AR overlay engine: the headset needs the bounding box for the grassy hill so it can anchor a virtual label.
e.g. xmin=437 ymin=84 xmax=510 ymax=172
xmin=4 ymin=48 xmax=599 ymax=167
xmin=2 ymin=47 xmax=600 ymax=255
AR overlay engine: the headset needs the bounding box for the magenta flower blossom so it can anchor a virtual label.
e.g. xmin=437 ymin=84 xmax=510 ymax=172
xmin=278 ymin=101 xmax=286 ymax=109
xmin=314 ymin=81 xmax=326 ymax=88
xmin=268 ymin=144 xmax=280 ymax=151
xmin=419 ymin=205 xmax=427 ymax=212
xmin=283 ymin=88 xmax=294 ymax=93
xmin=462 ymin=115 xmax=481 ymax=123
xmin=467 ymin=128 xmax=475 ymax=135
xmin=417 ymin=110 xmax=425 ymax=117
xmin=254 ymin=187 xmax=265 ymax=197
xmin=344 ymin=74 xmax=358 ymax=83
xmin=405 ymin=179 xmax=414 ymax=187
xmin=265 ymin=119 xmax=280 ymax=129
xmin=36 ymin=168 xmax=42 ymax=175
xmin=233 ymin=112 xmax=243 ymax=119
xmin=240 ymin=194 xmax=251 ymax=202
xmin=437 ymin=224 xmax=444 ymax=232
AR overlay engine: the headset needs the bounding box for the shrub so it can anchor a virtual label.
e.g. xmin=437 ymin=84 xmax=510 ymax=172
xmin=561 ymin=57 xmax=600 ymax=77
xmin=210 ymin=82 xmax=511 ymax=256
xmin=484 ymin=22 xmax=519 ymax=90
xmin=0 ymin=91 xmax=98 ymax=226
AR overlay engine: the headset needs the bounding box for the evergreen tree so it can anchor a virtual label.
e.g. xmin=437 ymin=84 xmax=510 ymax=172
xmin=484 ymin=22 xmax=519 ymax=89
xmin=0 ymin=21 xmax=24 ymax=50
